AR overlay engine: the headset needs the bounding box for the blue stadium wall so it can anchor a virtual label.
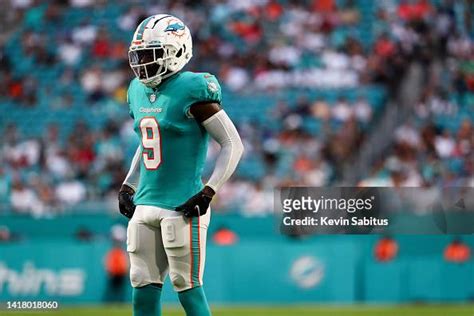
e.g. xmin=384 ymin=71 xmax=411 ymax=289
xmin=0 ymin=214 xmax=473 ymax=304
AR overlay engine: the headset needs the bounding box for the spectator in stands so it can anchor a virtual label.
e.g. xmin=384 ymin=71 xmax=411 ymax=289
xmin=55 ymin=174 xmax=87 ymax=207
xmin=0 ymin=168 xmax=11 ymax=210
xmin=1 ymin=0 xmax=472 ymax=216
xmin=58 ymin=37 xmax=82 ymax=66
xmin=353 ymin=96 xmax=373 ymax=123
xmin=242 ymin=182 xmax=273 ymax=216
xmin=10 ymin=177 xmax=44 ymax=216
xmin=311 ymin=99 xmax=331 ymax=121
xmin=397 ymin=0 xmax=433 ymax=22
xmin=332 ymin=97 xmax=353 ymax=123
xmin=80 ymin=66 xmax=106 ymax=103
xmin=374 ymin=33 xmax=397 ymax=59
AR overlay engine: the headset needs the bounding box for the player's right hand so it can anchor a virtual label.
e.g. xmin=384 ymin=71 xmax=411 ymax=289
xmin=118 ymin=184 xmax=136 ymax=219
xmin=175 ymin=186 xmax=215 ymax=218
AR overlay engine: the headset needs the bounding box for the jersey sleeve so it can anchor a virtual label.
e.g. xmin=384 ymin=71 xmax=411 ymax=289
xmin=127 ymin=79 xmax=136 ymax=119
xmin=184 ymin=73 xmax=222 ymax=116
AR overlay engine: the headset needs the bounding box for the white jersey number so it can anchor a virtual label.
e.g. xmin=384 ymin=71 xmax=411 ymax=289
xmin=140 ymin=117 xmax=162 ymax=170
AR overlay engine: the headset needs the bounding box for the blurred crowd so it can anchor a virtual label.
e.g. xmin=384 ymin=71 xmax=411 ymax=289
xmin=361 ymin=0 xmax=474 ymax=188
xmin=0 ymin=0 xmax=473 ymax=216
xmin=1 ymin=121 xmax=128 ymax=216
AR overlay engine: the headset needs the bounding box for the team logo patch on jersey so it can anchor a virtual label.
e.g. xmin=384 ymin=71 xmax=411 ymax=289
xmin=149 ymin=94 xmax=157 ymax=102
xmin=207 ymin=82 xmax=218 ymax=93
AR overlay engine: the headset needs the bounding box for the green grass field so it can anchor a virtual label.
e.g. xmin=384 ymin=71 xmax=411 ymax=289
xmin=4 ymin=304 xmax=474 ymax=316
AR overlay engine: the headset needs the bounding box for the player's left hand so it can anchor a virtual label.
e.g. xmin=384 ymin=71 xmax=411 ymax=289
xmin=176 ymin=186 xmax=215 ymax=218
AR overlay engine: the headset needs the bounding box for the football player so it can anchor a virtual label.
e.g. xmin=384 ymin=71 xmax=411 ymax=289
xmin=118 ymin=14 xmax=244 ymax=316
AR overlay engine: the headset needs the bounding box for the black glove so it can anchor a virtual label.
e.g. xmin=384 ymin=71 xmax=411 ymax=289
xmin=118 ymin=184 xmax=136 ymax=219
xmin=176 ymin=187 xmax=214 ymax=218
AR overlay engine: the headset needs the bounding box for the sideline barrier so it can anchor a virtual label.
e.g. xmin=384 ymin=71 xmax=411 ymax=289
xmin=0 ymin=233 xmax=473 ymax=303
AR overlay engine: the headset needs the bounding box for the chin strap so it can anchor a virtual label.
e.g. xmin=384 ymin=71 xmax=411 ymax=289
xmin=143 ymin=69 xmax=179 ymax=88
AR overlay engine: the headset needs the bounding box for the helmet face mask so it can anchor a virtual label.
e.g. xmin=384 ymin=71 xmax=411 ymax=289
xmin=128 ymin=46 xmax=169 ymax=82
xmin=128 ymin=15 xmax=193 ymax=88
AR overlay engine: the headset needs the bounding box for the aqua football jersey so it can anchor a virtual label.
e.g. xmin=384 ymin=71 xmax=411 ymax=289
xmin=127 ymin=71 xmax=222 ymax=210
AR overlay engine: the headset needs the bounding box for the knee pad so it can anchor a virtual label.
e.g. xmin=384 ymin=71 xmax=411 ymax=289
xmin=170 ymin=271 xmax=188 ymax=291
xmin=170 ymin=268 xmax=202 ymax=292
xmin=130 ymin=266 xmax=148 ymax=288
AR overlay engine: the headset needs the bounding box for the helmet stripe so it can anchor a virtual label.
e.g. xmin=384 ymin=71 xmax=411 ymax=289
xmin=135 ymin=16 xmax=153 ymax=41
xmin=152 ymin=15 xmax=172 ymax=28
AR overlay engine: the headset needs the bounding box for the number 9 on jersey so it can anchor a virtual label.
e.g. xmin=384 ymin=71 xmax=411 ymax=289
xmin=140 ymin=117 xmax=162 ymax=170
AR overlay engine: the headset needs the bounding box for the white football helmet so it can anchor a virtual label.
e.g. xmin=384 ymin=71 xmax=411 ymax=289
xmin=128 ymin=14 xmax=193 ymax=87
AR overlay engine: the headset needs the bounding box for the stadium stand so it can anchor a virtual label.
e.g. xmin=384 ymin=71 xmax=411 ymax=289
xmin=0 ymin=0 xmax=472 ymax=217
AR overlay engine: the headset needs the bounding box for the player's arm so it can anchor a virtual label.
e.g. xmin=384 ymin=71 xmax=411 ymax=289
xmin=175 ymin=103 xmax=244 ymax=218
xmin=195 ymin=103 xmax=243 ymax=194
xmin=118 ymin=146 xmax=141 ymax=219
